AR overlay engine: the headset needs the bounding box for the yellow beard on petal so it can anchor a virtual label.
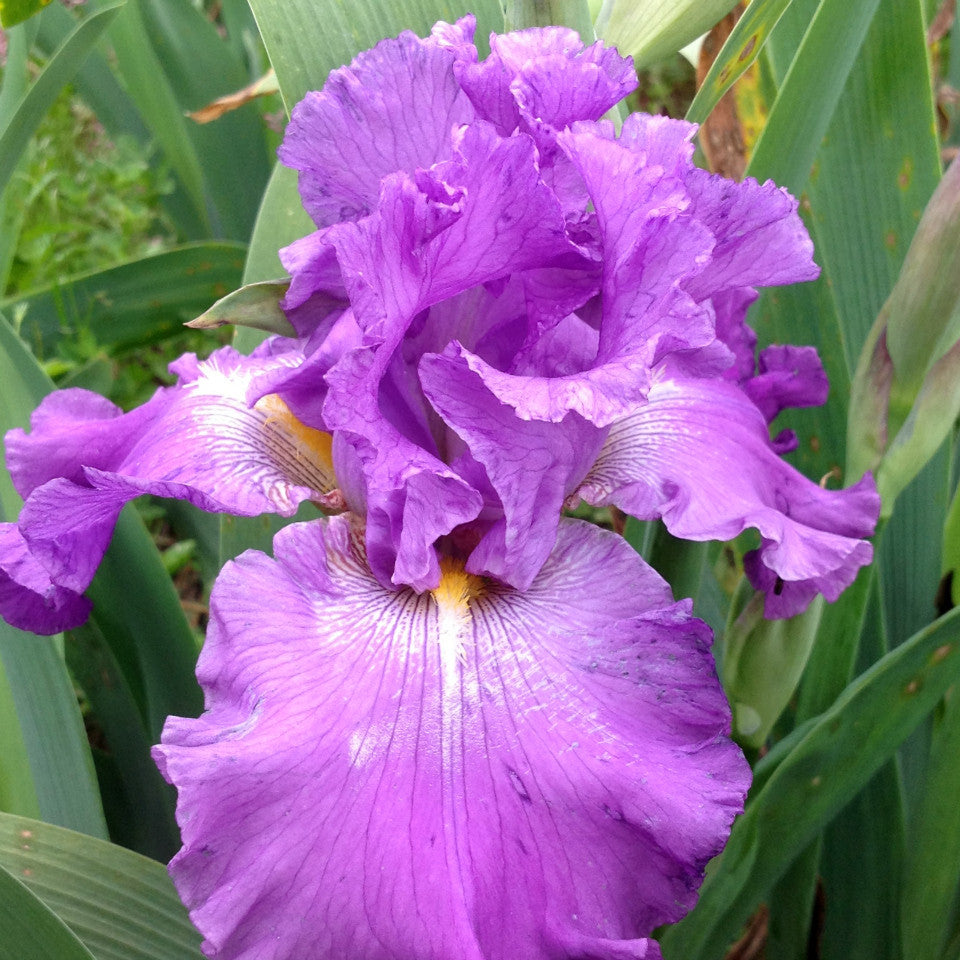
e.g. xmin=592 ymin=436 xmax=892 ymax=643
xmin=255 ymin=394 xmax=336 ymax=492
xmin=431 ymin=557 xmax=484 ymax=668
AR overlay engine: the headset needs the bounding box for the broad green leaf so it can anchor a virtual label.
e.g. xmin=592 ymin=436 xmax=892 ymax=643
xmin=747 ymin=0 xmax=880 ymax=196
xmin=85 ymin=507 xmax=202 ymax=743
xmin=0 ymin=656 xmax=40 ymax=819
xmin=796 ymin=560 xmax=878 ymax=718
xmin=685 ymin=0 xmax=795 ymax=126
xmin=1 ymin=243 xmax=246 ymax=359
xmin=0 ymin=314 xmax=108 ymax=838
xmin=0 ymin=0 xmax=51 ymax=29
xmin=0 ymin=21 xmax=31 ymax=291
xmin=0 ymin=626 xmax=108 ymax=839
xmin=134 ymin=0 xmax=273 ymax=240
xmin=944 ymin=480 xmax=960 ymax=608
xmin=764 ymin=840 xmax=823 ymax=960
xmin=242 ymin=163 xmax=312 ymax=286
xmin=66 ymin=622 xmax=181 ymax=863
xmin=901 ymin=690 xmax=960 ymax=960
xmin=187 ymin=279 xmax=295 ymax=337
xmin=0 ymin=15 xmax=31 ymax=126
xmin=816 ymin=604 xmax=903 ymax=960
xmin=103 ymin=0 xmax=211 ymax=236
xmin=0 ymin=1 xmax=124 ymax=188
xmin=0 ymin=812 xmax=204 ymax=960
xmin=595 ymin=0 xmax=739 ymax=68
xmin=812 ymin=1 xmax=942 ymax=375
xmin=819 ymin=762 xmax=904 ymax=960
xmin=0 ymin=862 xmax=95 ymax=960
xmin=246 ymin=0 xmax=505 ymax=112
xmin=660 ymin=605 xmax=960 ymax=959
xmin=766 ymin=561 xmax=881 ymax=954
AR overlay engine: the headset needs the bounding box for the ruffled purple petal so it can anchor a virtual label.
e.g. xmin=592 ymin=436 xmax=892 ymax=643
xmin=0 ymin=524 xmax=91 ymax=633
xmin=681 ymin=168 xmax=819 ymax=301
xmin=559 ymin=120 xmax=717 ymax=378
xmin=277 ymin=18 xmax=478 ymax=228
xmin=456 ymin=27 xmax=635 ymax=138
xmin=420 ymin=349 xmax=604 ymax=589
xmin=155 ymin=516 xmax=748 ymax=960
xmin=744 ymin=345 xmax=829 ymax=423
xmin=600 ymin=114 xmax=818 ymax=301
xmin=318 ymin=122 xmax=581 ymax=589
xmin=577 ymin=376 xmax=880 ymax=617
xmin=3 ymin=345 xmax=339 ymax=633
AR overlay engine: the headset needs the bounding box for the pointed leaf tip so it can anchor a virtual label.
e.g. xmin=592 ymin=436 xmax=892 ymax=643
xmin=187 ymin=280 xmax=296 ymax=337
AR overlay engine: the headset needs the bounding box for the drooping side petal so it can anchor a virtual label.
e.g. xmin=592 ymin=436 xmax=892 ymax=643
xmin=577 ymin=376 xmax=880 ymax=617
xmin=2 ymin=345 xmax=339 ymax=635
xmin=155 ymin=516 xmax=749 ymax=960
xmin=277 ymin=19 xmax=478 ymax=227
xmin=0 ymin=524 xmax=91 ymax=633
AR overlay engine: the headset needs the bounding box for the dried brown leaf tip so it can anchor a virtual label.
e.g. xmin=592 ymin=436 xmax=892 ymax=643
xmin=187 ymin=69 xmax=279 ymax=124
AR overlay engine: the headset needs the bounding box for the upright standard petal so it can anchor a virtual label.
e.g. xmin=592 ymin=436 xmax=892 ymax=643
xmin=318 ymin=122 xmax=579 ymax=590
xmin=277 ymin=18 xmax=477 ymax=227
xmin=456 ymin=27 xmax=636 ymax=140
xmin=577 ymin=376 xmax=880 ymax=617
xmin=156 ymin=516 xmax=748 ymax=960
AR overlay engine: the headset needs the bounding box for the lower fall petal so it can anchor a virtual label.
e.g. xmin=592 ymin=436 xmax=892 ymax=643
xmin=155 ymin=515 xmax=748 ymax=960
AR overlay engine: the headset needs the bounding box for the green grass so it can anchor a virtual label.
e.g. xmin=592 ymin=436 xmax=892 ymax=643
xmin=6 ymin=86 xmax=175 ymax=295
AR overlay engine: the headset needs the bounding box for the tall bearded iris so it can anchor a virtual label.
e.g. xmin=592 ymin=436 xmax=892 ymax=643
xmin=0 ymin=16 xmax=879 ymax=960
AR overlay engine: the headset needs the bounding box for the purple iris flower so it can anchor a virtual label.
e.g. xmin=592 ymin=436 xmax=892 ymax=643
xmin=0 ymin=16 xmax=880 ymax=960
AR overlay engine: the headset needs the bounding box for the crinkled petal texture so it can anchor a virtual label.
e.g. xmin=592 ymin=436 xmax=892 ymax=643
xmin=0 ymin=344 xmax=337 ymax=635
xmin=155 ymin=516 xmax=749 ymax=960
xmin=577 ymin=376 xmax=880 ymax=617
xmin=277 ymin=18 xmax=478 ymax=228
xmin=274 ymin=67 xmax=832 ymax=599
